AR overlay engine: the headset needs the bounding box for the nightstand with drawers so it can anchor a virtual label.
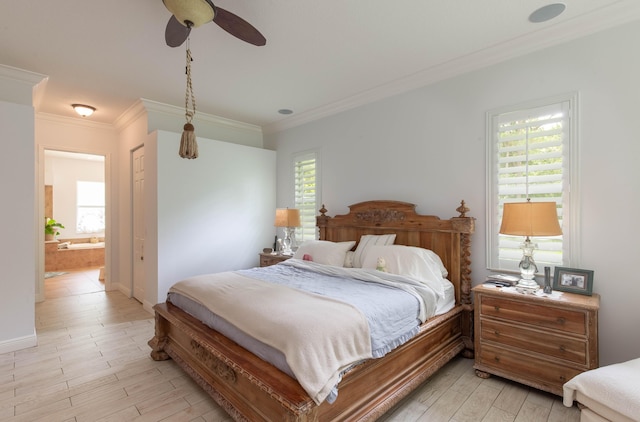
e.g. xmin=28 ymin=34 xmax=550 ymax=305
xmin=473 ymin=283 xmax=599 ymax=396
xmin=259 ymin=253 xmax=291 ymax=267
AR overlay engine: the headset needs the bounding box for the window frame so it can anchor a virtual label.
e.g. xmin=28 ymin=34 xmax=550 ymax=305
xmin=485 ymin=93 xmax=580 ymax=273
xmin=292 ymin=149 xmax=321 ymax=242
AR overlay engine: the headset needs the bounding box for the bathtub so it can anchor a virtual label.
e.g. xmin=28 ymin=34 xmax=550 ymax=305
xmin=63 ymin=241 xmax=105 ymax=250
xmin=45 ymin=240 xmax=105 ymax=271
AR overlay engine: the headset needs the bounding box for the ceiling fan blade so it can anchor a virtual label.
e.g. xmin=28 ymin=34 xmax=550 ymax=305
xmin=165 ymin=15 xmax=191 ymax=47
xmin=213 ymin=6 xmax=266 ymax=46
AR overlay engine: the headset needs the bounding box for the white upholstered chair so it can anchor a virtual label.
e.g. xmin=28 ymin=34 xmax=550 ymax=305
xmin=563 ymin=357 xmax=640 ymax=422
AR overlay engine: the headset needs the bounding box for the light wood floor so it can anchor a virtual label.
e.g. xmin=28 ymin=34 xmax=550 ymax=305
xmin=0 ymin=269 xmax=581 ymax=421
xmin=44 ymin=268 xmax=104 ymax=300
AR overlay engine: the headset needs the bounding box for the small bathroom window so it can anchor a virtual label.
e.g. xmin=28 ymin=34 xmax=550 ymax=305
xmin=77 ymin=181 xmax=105 ymax=234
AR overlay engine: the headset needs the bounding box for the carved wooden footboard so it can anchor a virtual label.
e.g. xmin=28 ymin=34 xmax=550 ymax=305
xmin=149 ymin=200 xmax=475 ymax=421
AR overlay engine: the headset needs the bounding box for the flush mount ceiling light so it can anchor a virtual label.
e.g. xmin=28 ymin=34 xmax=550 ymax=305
xmin=72 ymin=104 xmax=96 ymax=117
xmin=278 ymin=109 xmax=293 ymax=115
xmin=529 ymin=3 xmax=566 ymax=23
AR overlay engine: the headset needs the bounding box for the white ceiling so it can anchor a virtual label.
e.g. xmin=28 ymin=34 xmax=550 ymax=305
xmin=2 ymin=1 xmax=640 ymax=132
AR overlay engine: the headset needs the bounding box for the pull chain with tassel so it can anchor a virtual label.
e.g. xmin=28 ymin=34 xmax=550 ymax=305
xmin=179 ymin=38 xmax=198 ymax=159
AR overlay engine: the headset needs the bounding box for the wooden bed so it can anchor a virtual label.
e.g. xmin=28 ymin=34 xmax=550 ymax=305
xmin=148 ymin=200 xmax=475 ymax=421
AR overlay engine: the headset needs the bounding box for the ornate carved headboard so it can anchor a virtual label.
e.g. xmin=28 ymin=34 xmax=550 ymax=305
xmin=316 ymin=200 xmax=475 ymax=306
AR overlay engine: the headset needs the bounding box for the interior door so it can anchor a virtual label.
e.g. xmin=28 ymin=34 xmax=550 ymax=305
xmin=132 ymin=146 xmax=145 ymax=302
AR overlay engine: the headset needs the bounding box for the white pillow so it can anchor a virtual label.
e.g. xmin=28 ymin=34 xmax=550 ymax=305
xmin=293 ymin=240 xmax=356 ymax=267
xmin=361 ymin=245 xmax=446 ymax=298
xmin=422 ymin=249 xmax=448 ymax=277
xmin=352 ymin=234 xmax=396 ymax=268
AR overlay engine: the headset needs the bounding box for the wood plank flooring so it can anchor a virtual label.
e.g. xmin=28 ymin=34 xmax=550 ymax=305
xmin=0 ymin=269 xmax=581 ymax=421
xmin=44 ymin=268 xmax=104 ymax=300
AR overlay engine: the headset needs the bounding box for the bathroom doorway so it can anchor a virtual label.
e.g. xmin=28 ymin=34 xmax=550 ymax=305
xmin=41 ymin=149 xmax=109 ymax=299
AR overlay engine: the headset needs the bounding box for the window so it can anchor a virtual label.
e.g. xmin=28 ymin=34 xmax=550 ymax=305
xmin=77 ymin=181 xmax=105 ymax=234
xmin=487 ymin=94 xmax=578 ymax=273
xmin=293 ymin=151 xmax=320 ymax=242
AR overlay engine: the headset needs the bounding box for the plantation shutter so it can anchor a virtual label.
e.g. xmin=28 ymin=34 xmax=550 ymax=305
xmin=491 ymin=100 xmax=571 ymax=271
xmin=294 ymin=152 xmax=318 ymax=242
xmin=76 ymin=181 xmax=106 ymax=234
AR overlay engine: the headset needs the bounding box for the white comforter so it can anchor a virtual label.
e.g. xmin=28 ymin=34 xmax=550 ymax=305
xmin=169 ymin=260 xmax=440 ymax=404
xmin=281 ymin=259 xmax=441 ymax=322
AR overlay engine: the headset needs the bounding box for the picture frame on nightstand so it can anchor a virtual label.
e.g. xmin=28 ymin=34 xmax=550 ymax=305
xmin=553 ymin=266 xmax=594 ymax=296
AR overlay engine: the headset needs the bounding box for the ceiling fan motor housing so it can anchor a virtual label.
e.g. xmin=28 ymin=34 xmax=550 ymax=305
xmin=163 ymin=0 xmax=215 ymax=27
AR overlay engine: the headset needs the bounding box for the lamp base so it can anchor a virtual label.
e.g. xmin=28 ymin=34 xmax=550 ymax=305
xmin=515 ymin=278 xmax=540 ymax=293
xmin=516 ymin=237 xmax=539 ymax=292
xmin=280 ymin=227 xmax=296 ymax=256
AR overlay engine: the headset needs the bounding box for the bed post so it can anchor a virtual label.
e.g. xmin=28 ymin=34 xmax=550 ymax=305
xmin=453 ymin=200 xmax=474 ymax=358
xmin=148 ymin=308 xmax=170 ymax=361
xmin=317 ymin=204 xmax=329 ymax=240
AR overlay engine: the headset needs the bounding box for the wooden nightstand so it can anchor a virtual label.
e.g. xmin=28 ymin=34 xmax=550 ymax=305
xmin=259 ymin=253 xmax=291 ymax=267
xmin=473 ymin=284 xmax=599 ymax=396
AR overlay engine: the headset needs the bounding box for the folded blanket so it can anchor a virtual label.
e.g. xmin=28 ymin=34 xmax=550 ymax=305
xmin=563 ymin=357 xmax=640 ymax=420
xmin=170 ymin=273 xmax=372 ymax=405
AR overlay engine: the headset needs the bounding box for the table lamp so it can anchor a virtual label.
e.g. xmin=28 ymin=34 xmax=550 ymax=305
xmin=499 ymin=199 xmax=562 ymax=290
xmin=274 ymin=208 xmax=300 ymax=255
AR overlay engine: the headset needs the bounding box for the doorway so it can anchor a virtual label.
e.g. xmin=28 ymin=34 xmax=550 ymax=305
xmin=39 ymin=149 xmax=110 ymax=301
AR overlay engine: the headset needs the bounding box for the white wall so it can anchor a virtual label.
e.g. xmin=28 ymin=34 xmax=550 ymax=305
xmin=267 ymin=21 xmax=640 ymax=365
xmin=152 ymin=130 xmax=276 ymax=304
xmin=0 ymin=65 xmax=46 ymax=353
xmin=0 ymin=100 xmax=37 ymax=352
xmin=115 ymin=101 xmax=269 ymax=301
xmin=0 ymin=101 xmax=36 ymax=352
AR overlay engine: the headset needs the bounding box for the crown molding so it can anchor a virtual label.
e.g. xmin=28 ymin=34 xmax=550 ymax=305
xmin=0 ymin=64 xmax=46 ymax=86
xmin=141 ymin=98 xmax=262 ymax=134
xmin=36 ymin=112 xmax=116 ymax=131
xmin=263 ymin=3 xmax=640 ymax=134
xmin=113 ymin=99 xmax=148 ymax=131
xmin=0 ymin=64 xmax=48 ymax=106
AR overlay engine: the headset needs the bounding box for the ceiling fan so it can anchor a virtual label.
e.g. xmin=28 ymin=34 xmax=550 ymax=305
xmin=162 ymin=0 xmax=266 ymax=47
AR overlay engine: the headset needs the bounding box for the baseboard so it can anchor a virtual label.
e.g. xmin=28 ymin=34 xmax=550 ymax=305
xmin=143 ymin=300 xmax=155 ymax=315
xmin=113 ymin=283 xmax=153 ymax=315
xmin=115 ymin=283 xmax=131 ymax=297
xmin=0 ymin=331 xmax=37 ymax=354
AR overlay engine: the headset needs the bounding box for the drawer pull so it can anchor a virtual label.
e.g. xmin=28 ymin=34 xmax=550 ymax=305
xmin=494 ymin=356 xmax=500 ymax=363
xmin=493 ymin=330 xmax=500 ymax=336
xmin=494 ymin=306 xmax=500 ymax=312
xmin=559 ymin=375 xmax=566 ymax=382
xmin=557 ymin=317 xmax=566 ymax=324
xmin=559 ymin=345 xmax=566 ymax=352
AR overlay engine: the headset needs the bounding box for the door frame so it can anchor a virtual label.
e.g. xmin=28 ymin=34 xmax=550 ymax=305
xmin=131 ymin=144 xmax=145 ymax=303
xmin=37 ymin=145 xmax=113 ymax=302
